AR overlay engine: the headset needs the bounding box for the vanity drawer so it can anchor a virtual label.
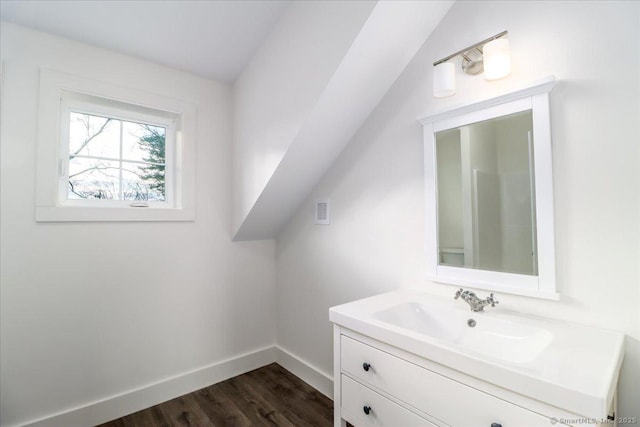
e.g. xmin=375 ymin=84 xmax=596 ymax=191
xmin=341 ymin=335 xmax=553 ymax=426
xmin=342 ymin=374 xmax=438 ymax=426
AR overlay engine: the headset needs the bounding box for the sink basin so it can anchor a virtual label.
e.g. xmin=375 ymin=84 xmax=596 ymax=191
xmin=329 ymin=288 xmax=625 ymax=420
xmin=374 ymin=301 xmax=553 ymax=364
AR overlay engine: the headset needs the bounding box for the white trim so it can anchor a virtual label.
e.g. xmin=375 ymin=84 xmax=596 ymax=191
xmin=36 ymin=68 xmax=196 ymax=222
xmin=432 ymin=97 xmax=532 ymax=134
xmin=11 ymin=346 xmax=336 ymax=427
xmin=275 ymin=346 xmax=334 ymax=399
xmin=418 ymin=76 xmax=556 ymax=125
xmin=17 ymin=347 xmax=276 ymax=427
xmin=421 ymin=76 xmax=558 ymax=299
xmin=333 ymin=324 xmax=347 ymax=427
xmin=427 ymin=273 xmax=560 ymax=300
xmin=34 ymin=205 xmax=196 ymax=222
xmin=530 ymin=91 xmax=557 ymax=295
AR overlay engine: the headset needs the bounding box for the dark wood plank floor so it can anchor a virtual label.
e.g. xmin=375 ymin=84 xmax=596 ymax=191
xmin=96 ymin=363 xmax=334 ymax=427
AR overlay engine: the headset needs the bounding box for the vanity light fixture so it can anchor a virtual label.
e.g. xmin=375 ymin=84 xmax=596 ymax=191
xmin=432 ymin=30 xmax=511 ymax=98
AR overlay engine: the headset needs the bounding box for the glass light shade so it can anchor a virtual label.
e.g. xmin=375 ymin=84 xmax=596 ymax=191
xmin=483 ymin=38 xmax=511 ymax=81
xmin=433 ymin=62 xmax=455 ymax=98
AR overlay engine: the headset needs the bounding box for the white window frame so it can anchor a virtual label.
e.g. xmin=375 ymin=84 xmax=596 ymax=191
xmin=36 ymin=68 xmax=196 ymax=221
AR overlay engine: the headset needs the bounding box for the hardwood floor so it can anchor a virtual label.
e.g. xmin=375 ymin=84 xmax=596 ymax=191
xmin=96 ymin=363 xmax=334 ymax=427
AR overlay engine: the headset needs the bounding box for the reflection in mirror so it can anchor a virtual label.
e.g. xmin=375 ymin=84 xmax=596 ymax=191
xmin=436 ymin=110 xmax=537 ymax=275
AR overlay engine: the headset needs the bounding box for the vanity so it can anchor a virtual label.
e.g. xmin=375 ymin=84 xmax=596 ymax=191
xmin=330 ymin=289 xmax=624 ymax=426
xmin=329 ymin=77 xmax=625 ymax=426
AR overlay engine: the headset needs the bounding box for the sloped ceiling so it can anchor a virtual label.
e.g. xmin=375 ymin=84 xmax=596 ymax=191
xmin=232 ymin=1 xmax=454 ymax=241
xmin=0 ymin=0 xmax=290 ymax=82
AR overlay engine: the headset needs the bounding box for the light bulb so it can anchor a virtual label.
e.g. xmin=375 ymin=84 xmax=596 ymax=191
xmin=483 ymin=38 xmax=511 ymax=81
xmin=433 ymin=62 xmax=455 ymax=98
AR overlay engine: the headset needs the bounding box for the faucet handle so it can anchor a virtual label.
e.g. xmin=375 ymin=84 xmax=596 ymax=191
xmin=454 ymin=288 xmax=464 ymax=300
xmin=488 ymin=293 xmax=499 ymax=307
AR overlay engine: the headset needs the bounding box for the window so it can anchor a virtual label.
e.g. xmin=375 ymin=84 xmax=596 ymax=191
xmin=59 ymin=92 xmax=176 ymax=208
xmin=66 ymin=112 xmax=167 ymax=203
xmin=36 ymin=69 xmax=196 ymax=221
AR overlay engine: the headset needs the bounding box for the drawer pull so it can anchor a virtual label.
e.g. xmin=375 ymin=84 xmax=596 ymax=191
xmin=491 ymin=423 xmax=502 ymax=427
xmin=362 ymin=362 xmax=371 ymax=372
xmin=363 ymin=405 xmax=372 ymax=415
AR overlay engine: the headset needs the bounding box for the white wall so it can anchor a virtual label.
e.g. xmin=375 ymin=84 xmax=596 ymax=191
xmin=0 ymin=23 xmax=276 ymax=427
xmin=276 ymin=0 xmax=640 ymax=418
xmin=232 ymin=0 xmax=375 ymax=234
xmin=232 ymin=1 xmax=454 ymax=241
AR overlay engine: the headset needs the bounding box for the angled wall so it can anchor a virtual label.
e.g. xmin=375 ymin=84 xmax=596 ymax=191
xmin=232 ymin=0 xmax=454 ymax=240
xmin=232 ymin=0 xmax=376 ymax=237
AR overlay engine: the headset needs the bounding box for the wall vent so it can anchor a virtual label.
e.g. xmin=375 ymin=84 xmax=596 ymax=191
xmin=315 ymin=199 xmax=330 ymax=225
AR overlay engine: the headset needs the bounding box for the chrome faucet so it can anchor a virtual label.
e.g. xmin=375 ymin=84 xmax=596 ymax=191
xmin=454 ymin=288 xmax=499 ymax=312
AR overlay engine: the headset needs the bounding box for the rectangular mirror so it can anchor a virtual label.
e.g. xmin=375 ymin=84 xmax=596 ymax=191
xmin=420 ymin=77 xmax=557 ymax=299
xmin=436 ymin=110 xmax=536 ymax=275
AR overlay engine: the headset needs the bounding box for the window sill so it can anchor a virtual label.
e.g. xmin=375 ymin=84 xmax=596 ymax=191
xmin=35 ymin=205 xmax=194 ymax=222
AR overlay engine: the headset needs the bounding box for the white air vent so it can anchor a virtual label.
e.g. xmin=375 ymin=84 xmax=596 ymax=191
xmin=315 ymin=199 xmax=330 ymax=225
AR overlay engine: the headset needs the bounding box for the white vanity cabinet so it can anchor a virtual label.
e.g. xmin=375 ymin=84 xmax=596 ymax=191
xmin=334 ymin=327 xmax=559 ymax=427
xmin=330 ymin=290 xmax=623 ymax=427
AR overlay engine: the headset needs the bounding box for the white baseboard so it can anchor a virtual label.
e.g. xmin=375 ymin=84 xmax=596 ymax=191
xmin=16 ymin=346 xmax=335 ymax=427
xmin=21 ymin=346 xmax=276 ymax=427
xmin=275 ymin=346 xmax=334 ymax=399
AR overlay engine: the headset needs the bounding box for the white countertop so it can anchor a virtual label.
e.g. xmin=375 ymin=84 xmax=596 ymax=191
xmin=329 ymin=289 xmax=625 ymax=419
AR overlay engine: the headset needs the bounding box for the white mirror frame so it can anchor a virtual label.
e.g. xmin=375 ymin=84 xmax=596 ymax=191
xmin=419 ymin=76 xmax=558 ymax=299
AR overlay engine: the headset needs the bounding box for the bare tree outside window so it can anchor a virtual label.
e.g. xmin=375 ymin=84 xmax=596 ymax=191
xmin=67 ymin=112 xmax=166 ymax=201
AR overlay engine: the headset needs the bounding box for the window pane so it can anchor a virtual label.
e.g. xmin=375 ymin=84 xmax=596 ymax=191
xmin=69 ymin=112 xmax=121 ymax=159
xmin=122 ymin=162 xmax=165 ymax=201
xmin=122 ymin=121 xmax=166 ymax=164
xmin=68 ymin=157 xmax=120 ymax=199
xmin=64 ymin=108 xmax=169 ymax=204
